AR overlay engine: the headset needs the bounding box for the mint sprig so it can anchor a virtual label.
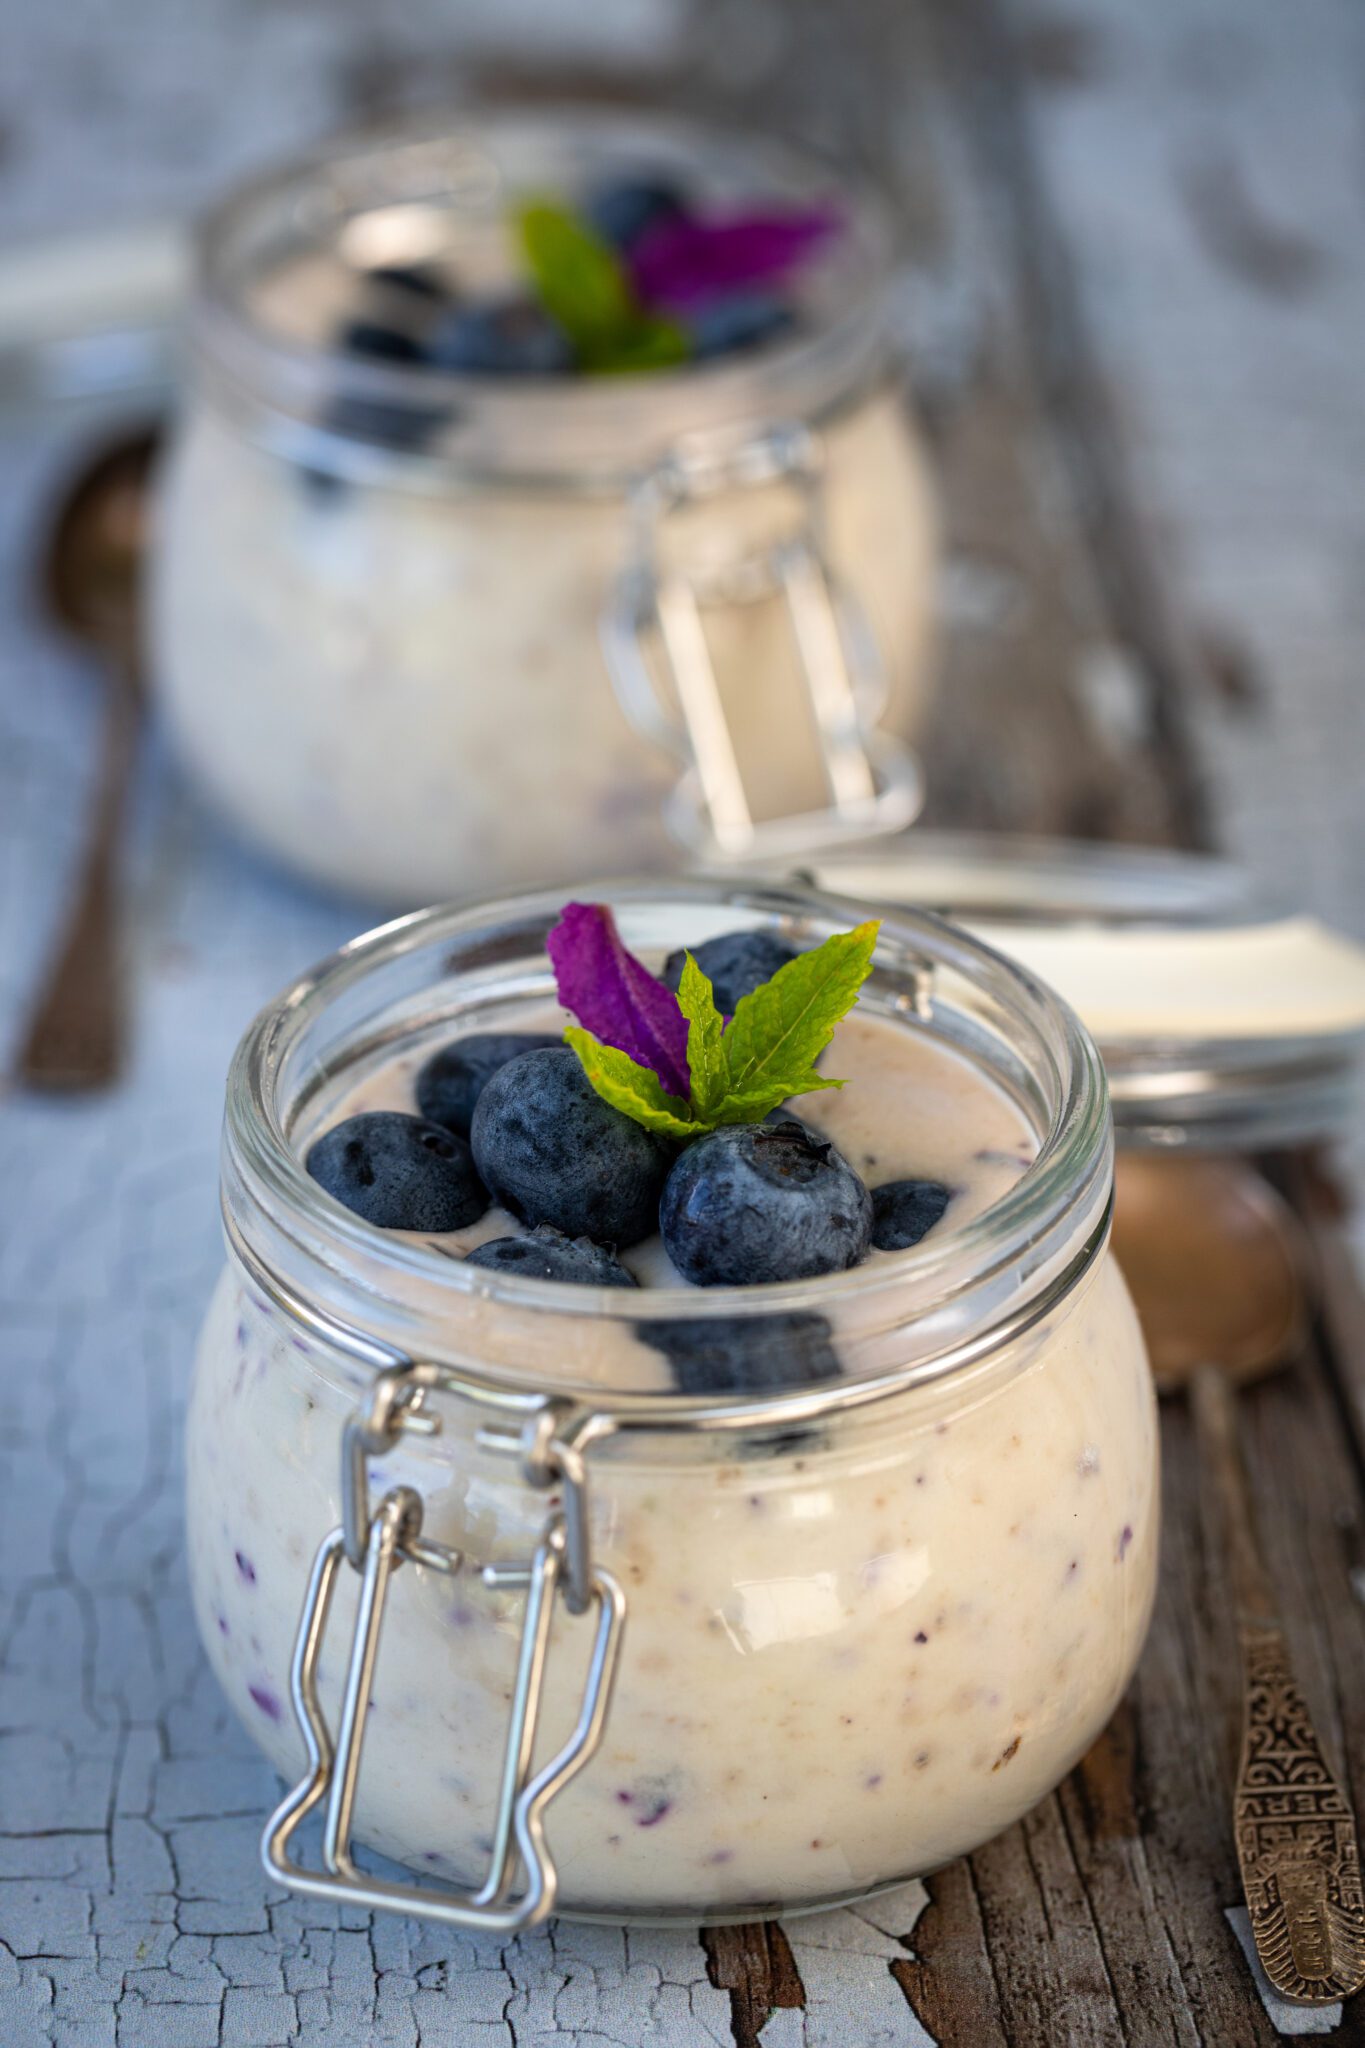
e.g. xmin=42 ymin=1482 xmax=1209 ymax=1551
xmin=516 ymin=201 xmax=689 ymax=375
xmin=562 ymin=921 xmax=880 ymax=1137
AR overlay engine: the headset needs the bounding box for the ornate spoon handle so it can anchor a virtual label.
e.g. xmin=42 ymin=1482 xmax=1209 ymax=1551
xmin=1193 ymin=1363 xmax=1365 ymax=2004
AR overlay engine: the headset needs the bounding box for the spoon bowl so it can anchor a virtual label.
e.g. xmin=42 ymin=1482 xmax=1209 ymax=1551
xmin=1112 ymin=1151 xmax=1306 ymax=1392
xmin=44 ymin=425 xmax=157 ymax=654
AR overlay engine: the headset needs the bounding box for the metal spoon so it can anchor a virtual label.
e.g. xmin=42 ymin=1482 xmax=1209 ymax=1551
xmin=17 ymin=427 xmax=157 ymax=1089
xmin=1113 ymin=1153 xmax=1365 ymax=2005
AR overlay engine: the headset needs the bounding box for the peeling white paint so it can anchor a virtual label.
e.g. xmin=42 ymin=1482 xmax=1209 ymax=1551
xmin=1224 ymin=1910 xmax=1343 ymax=2037
xmin=781 ymin=1886 xmax=935 ymax=2047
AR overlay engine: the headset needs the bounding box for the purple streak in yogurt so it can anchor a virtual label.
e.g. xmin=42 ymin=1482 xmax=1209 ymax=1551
xmin=248 ymin=1682 xmax=283 ymax=1723
xmin=616 ymin=1778 xmax=675 ymax=1827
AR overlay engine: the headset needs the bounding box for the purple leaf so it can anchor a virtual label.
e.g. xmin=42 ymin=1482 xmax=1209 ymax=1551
xmin=548 ymin=904 xmax=691 ymax=1100
xmin=628 ymin=206 xmax=842 ymax=313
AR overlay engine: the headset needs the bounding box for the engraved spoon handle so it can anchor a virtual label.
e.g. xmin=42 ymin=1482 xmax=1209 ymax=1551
xmin=16 ymin=638 xmax=139 ymax=1090
xmin=1193 ymin=1362 xmax=1365 ymax=2004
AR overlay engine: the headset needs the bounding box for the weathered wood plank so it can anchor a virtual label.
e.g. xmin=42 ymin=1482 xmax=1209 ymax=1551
xmin=1288 ymin=1153 xmax=1365 ymax=1480
xmin=892 ymin=1861 xmax=1012 ymax=2048
xmin=702 ymin=1921 xmax=805 ymax=2048
xmin=915 ymin=0 xmax=1212 ymax=853
xmin=1054 ymin=1709 xmax=1204 ymax=2046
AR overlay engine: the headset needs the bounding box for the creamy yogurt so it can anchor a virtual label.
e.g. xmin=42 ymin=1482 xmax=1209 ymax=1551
xmin=186 ymin=1001 xmax=1157 ymax=1918
xmin=153 ymin=384 xmax=934 ymax=905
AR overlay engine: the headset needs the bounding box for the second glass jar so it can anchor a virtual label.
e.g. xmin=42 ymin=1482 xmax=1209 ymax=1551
xmin=152 ymin=113 xmax=937 ymax=904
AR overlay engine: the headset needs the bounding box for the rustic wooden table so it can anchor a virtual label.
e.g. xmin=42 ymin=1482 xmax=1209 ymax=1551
xmin=2 ymin=3 xmax=1363 ymax=2043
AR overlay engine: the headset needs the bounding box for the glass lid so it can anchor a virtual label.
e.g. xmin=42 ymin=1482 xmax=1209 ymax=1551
xmin=792 ymin=832 xmax=1365 ymax=1151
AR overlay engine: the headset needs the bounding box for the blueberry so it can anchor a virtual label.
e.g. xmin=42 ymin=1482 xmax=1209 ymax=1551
xmin=417 ymin=1032 xmax=563 ymax=1139
xmin=306 ymin=1111 xmax=488 ymax=1232
xmin=321 ymin=394 xmax=451 ymax=449
xmin=660 ymin=1120 xmax=872 ymax=1286
xmin=301 ymin=392 xmax=454 ymax=497
xmin=638 ymin=1311 xmax=839 ymax=1394
xmin=691 ymin=292 xmax=796 ymax=361
xmin=471 ymin=1047 xmax=673 ymax=1248
xmin=425 ymin=299 xmax=575 ymax=377
xmin=662 ymin=930 xmax=797 ymax=1014
xmin=369 ymin=262 xmax=449 ymax=302
xmin=870 ymin=1179 xmax=951 ymax=1251
xmin=466 ymin=1226 xmax=638 ymax=1288
xmin=339 ymin=319 xmax=426 ymax=365
xmin=763 ymin=1105 xmax=816 ymax=1139
xmin=586 ymin=177 xmax=686 ymax=250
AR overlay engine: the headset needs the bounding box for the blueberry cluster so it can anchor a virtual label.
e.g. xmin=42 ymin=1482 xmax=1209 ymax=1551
xmin=328 ymin=175 xmax=797 ymax=391
xmin=304 ymin=931 xmax=952 ymax=1394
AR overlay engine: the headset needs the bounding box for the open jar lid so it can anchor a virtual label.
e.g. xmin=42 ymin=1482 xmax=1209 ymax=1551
xmin=192 ymin=107 xmax=894 ymax=486
xmin=795 ymin=833 xmax=1365 ymax=1150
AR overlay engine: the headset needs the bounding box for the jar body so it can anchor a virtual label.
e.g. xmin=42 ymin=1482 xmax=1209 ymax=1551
xmin=151 ymin=382 xmax=935 ymax=905
xmin=186 ymin=1244 xmax=1156 ymax=1921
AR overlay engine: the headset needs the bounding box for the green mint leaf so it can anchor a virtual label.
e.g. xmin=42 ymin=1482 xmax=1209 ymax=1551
xmin=517 ymin=202 xmax=634 ymax=352
xmin=564 ymin=1026 xmax=705 ymax=1140
xmin=582 ymin=315 xmax=690 ymax=375
xmin=675 ymin=955 xmax=728 ymax=1119
xmin=561 ymin=919 xmax=879 ymax=1140
xmin=709 ymin=1071 xmax=845 ymax=1128
xmin=721 ymin=920 xmax=880 ymax=1108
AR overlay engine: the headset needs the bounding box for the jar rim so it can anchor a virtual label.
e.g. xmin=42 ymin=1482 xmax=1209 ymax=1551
xmin=189 ymin=105 xmax=896 ymax=487
xmin=223 ymin=877 xmax=1114 ymax=1402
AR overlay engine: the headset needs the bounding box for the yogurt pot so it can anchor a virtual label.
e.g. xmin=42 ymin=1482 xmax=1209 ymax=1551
xmin=185 ymin=878 xmax=1157 ymax=1927
xmin=151 ymin=112 xmax=936 ymax=905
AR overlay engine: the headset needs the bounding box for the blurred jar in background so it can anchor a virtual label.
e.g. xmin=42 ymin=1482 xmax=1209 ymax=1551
xmin=151 ymin=110 xmax=937 ymax=905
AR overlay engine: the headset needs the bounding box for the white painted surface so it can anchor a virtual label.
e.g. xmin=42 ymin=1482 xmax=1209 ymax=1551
xmin=1016 ymin=0 xmax=1365 ymax=1241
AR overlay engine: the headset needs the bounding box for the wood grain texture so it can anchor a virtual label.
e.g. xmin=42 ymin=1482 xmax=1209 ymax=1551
xmin=702 ymin=1922 xmax=805 ymax=2048
xmin=916 ymin=0 xmax=1213 ymax=853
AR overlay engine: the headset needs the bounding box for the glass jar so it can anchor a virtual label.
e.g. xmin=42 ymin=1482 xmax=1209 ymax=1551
xmin=185 ymin=878 xmax=1157 ymax=1928
xmin=151 ymin=112 xmax=936 ymax=905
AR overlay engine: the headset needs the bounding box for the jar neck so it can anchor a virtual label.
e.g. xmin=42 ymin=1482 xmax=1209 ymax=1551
xmin=220 ymin=881 xmax=1115 ymax=1415
xmin=190 ymin=341 xmax=892 ymax=498
xmin=223 ymin=1162 xmax=1114 ymax=1446
xmin=188 ymin=107 xmax=895 ymax=491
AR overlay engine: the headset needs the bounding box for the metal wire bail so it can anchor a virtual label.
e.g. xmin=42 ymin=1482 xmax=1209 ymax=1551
xmin=261 ymin=1366 xmax=626 ymax=1933
xmin=601 ymin=421 xmax=923 ymax=862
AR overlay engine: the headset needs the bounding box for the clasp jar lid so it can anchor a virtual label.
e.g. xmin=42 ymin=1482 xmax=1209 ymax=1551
xmin=797 ymin=834 xmax=1365 ymax=1152
xmin=191 ymin=108 xmax=895 ymax=490
xmin=222 ymin=878 xmax=1113 ymax=1423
